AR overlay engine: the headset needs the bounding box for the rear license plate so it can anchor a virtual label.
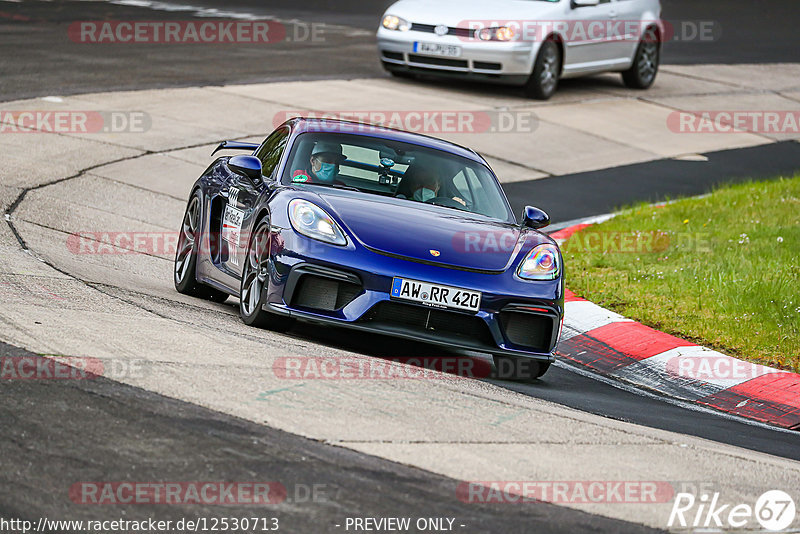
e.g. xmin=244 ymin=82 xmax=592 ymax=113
xmin=413 ymin=42 xmax=462 ymax=57
xmin=391 ymin=277 xmax=481 ymax=313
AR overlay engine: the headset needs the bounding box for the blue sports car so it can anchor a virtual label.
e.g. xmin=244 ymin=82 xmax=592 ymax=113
xmin=174 ymin=118 xmax=563 ymax=379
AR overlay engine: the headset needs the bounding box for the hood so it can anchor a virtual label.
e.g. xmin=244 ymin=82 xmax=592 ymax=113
xmin=318 ymin=191 xmax=550 ymax=272
xmin=385 ymin=0 xmax=565 ymax=28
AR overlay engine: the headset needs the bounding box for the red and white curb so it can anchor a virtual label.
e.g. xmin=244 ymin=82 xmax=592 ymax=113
xmin=551 ymin=223 xmax=800 ymax=431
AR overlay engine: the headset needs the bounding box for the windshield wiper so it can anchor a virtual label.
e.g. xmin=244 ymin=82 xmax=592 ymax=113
xmin=303 ymin=182 xmax=361 ymax=192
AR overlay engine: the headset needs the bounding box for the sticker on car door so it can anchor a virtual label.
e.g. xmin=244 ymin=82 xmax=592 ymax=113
xmin=222 ymin=204 xmax=244 ymax=247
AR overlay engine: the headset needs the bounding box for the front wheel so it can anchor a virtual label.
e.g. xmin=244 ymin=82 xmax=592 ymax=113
xmin=622 ymin=27 xmax=660 ymax=89
xmin=239 ymin=217 xmax=295 ymax=331
xmin=523 ymin=39 xmax=561 ymax=100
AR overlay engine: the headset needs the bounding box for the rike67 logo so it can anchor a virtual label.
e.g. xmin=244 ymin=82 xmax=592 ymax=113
xmin=669 ymin=490 xmax=796 ymax=531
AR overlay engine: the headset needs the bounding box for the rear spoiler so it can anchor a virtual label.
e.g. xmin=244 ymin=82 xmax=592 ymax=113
xmin=211 ymin=140 xmax=259 ymax=156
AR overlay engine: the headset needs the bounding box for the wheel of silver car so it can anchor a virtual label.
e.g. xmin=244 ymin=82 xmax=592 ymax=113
xmin=174 ymin=190 xmax=229 ymax=302
xmin=622 ymin=26 xmax=660 ymax=89
xmin=239 ymin=217 xmax=294 ymax=331
xmin=523 ymin=39 xmax=561 ymax=100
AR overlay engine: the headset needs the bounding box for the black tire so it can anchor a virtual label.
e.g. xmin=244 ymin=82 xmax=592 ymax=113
xmin=622 ymin=27 xmax=660 ymax=89
xmin=493 ymin=355 xmax=550 ymax=382
xmin=201 ymin=287 xmax=230 ymax=303
xmin=174 ymin=190 xmax=229 ymax=303
xmin=239 ymin=216 xmax=295 ymax=331
xmin=523 ymin=39 xmax=561 ymax=100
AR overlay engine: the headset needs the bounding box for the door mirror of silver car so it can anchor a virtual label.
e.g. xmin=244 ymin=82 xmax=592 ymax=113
xmin=522 ymin=206 xmax=550 ymax=230
xmin=229 ymin=155 xmax=263 ymax=186
xmin=572 ymin=0 xmax=600 ymax=7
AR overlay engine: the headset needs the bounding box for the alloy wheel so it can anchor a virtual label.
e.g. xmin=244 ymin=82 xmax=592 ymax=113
xmin=175 ymin=196 xmax=200 ymax=285
xmin=540 ymin=46 xmax=559 ymax=95
xmin=241 ymin=223 xmax=270 ymax=317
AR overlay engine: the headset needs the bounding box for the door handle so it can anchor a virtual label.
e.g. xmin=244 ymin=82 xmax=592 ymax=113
xmin=609 ymin=10 xmax=617 ymax=18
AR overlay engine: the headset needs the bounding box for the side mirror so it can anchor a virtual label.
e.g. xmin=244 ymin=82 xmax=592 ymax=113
xmin=572 ymin=0 xmax=600 ymax=7
xmin=522 ymin=206 xmax=550 ymax=230
xmin=228 ymin=155 xmax=263 ymax=185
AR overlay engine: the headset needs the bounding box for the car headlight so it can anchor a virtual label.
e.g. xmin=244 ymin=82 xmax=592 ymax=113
xmin=477 ymin=26 xmax=515 ymax=41
xmin=495 ymin=26 xmax=515 ymax=41
xmin=382 ymin=15 xmax=410 ymax=31
xmin=288 ymin=199 xmax=347 ymax=246
xmin=517 ymin=244 xmax=561 ymax=280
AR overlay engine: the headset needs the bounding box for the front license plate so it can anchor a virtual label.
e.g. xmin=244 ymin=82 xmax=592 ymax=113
xmin=413 ymin=42 xmax=462 ymax=57
xmin=391 ymin=277 xmax=481 ymax=313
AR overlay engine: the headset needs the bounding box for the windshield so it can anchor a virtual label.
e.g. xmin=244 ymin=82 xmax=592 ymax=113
xmin=281 ymin=132 xmax=515 ymax=223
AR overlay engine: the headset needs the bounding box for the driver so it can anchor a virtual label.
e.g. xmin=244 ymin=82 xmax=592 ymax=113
xmin=292 ymin=141 xmax=346 ymax=184
xmin=407 ymin=168 xmax=467 ymax=207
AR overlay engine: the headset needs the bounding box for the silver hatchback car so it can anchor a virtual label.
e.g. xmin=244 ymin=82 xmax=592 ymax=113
xmin=377 ymin=0 xmax=663 ymax=99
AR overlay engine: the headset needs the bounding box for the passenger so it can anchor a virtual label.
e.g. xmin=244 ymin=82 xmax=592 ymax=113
xmin=401 ymin=167 xmax=467 ymax=207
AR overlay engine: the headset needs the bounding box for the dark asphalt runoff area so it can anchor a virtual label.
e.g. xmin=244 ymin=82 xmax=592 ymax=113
xmin=1 ymin=0 xmax=800 ymax=531
xmin=506 ymin=141 xmax=800 ymax=223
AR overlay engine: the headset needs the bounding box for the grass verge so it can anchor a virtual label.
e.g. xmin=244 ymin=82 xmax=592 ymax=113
xmin=562 ymin=175 xmax=800 ymax=370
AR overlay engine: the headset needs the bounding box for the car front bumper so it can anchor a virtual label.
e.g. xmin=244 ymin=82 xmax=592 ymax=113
xmin=376 ymin=28 xmax=536 ymax=84
xmin=264 ymin=229 xmax=563 ymax=363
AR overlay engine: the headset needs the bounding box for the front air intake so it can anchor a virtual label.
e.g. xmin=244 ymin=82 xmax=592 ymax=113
xmin=291 ymin=275 xmax=361 ymax=311
xmin=499 ymin=312 xmax=553 ymax=352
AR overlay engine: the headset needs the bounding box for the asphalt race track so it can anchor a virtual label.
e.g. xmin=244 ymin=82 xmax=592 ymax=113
xmin=2 ymin=1 xmax=800 ymax=533
xmin=0 ymin=340 xmax=659 ymax=534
